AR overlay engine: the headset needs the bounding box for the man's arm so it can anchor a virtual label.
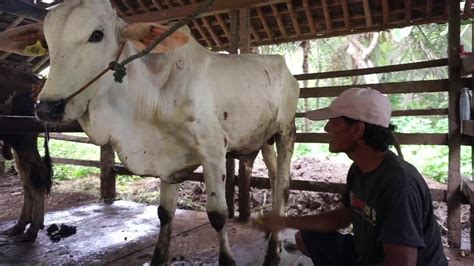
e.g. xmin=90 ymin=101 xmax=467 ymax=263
xmin=257 ymin=206 xmax=352 ymax=233
xmin=382 ymin=244 xmax=417 ymax=266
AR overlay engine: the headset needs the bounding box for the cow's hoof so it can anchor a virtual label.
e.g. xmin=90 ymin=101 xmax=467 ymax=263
xmin=17 ymin=230 xmax=38 ymax=242
xmin=1 ymin=224 xmax=26 ymax=236
xmin=218 ymin=252 xmax=235 ymax=266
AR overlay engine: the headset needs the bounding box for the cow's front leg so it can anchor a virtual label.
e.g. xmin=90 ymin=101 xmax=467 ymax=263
xmin=202 ymin=153 xmax=235 ymax=265
xmin=151 ymin=182 xmax=178 ymax=265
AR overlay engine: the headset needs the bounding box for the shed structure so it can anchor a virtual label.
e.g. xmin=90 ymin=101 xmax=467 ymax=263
xmin=0 ymin=0 xmax=473 ymax=256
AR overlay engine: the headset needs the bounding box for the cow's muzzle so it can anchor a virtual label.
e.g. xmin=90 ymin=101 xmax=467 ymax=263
xmin=34 ymin=100 xmax=66 ymax=122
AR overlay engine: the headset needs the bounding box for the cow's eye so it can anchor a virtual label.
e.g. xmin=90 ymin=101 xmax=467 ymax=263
xmin=88 ymin=30 xmax=104 ymax=43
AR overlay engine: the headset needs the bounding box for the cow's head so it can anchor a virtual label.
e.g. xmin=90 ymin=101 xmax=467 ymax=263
xmin=0 ymin=0 xmax=189 ymax=123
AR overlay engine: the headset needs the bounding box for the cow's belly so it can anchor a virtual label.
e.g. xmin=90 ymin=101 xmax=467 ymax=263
xmin=109 ymin=124 xmax=199 ymax=182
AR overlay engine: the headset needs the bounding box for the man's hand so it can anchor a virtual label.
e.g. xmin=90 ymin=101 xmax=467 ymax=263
xmin=253 ymin=213 xmax=286 ymax=233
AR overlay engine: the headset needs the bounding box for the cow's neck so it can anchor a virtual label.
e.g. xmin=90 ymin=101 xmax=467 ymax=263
xmin=77 ymin=42 xmax=200 ymax=177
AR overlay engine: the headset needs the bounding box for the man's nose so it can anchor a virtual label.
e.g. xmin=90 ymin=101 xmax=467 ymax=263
xmin=324 ymin=122 xmax=329 ymax=133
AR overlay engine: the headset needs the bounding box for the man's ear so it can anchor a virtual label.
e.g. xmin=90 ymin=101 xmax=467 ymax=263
xmin=0 ymin=23 xmax=47 ymax=56
xmin=352 ymin=121 xmax=365 ymax=140
xmin=121 ymin=23 xmax=189 ymax=53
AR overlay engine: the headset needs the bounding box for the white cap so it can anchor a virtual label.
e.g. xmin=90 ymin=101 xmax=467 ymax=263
xmin=306 ymin=87 xmax=392 ymax=128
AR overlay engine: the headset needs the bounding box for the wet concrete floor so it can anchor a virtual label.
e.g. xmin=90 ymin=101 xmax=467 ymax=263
xmin=0 ymin=200 xmax=311 ymax=265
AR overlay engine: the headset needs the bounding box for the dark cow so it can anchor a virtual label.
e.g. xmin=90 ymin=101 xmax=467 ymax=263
xmin=0 ymin=65 xmax=51 ymax=242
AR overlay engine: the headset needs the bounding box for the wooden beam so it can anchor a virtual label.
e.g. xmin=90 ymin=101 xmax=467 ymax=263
xmin=256 ymin=7 xmax=273 ymax=40
xmin=121 ymin=0 xmax=138 ymax=15
xmin=296 ymin=133 xmax=448 ymax=146
xmin=286 ymin=1 xmax=301 ymax=35
xmin=229 ymin=9 xmax=239 ymax=54
xmin=295 ymin=59 xmax=448 ymax=80
xmin=405 ymin=0 xmax=412 ymax=24
xmin=108 ymin=167 xmax=448 ymax=202
xmin=125 ymin=0 xmax=287 ymax=23
xmin=32 ymin=55 xmax=50 ymax=73
xmin=0 ymin=0 xmax=46 ymax=21
xmin=270 ymin=4 xmax=287 ymax=37
xmin=248 ymin=16 xmax=449 ymax=47
xmin=202 ymin=16 xmax=222 ymax=48
xmin=303 ymin=0 xmax=317 ymax=33
xmin=215 ymin=14 xmax=231 ymax=42
xmin=382 ymin=0 xmax=389 ymax=25
xmin=0 ymin=116 xmax=82 ymax=134
xmin=447 ymin=0 xmax=462 ymax=248
xmin=426 ymin=0 xmax=433 ymax=19
xmin=321 ymin=0 xmax=332 ymax=31
xmin=362 ymin=0 xmax=373 ymax=27
xmin=192 ymin=20 xmax=213 ymax=47
xmin=38 ymin=133 xmax=90 ymax=144
xmin=299 ymin=79 xmax=451 ymax=98
xmin=249 ymin=24 xmax=261 ymax=43
xmin=151 ymin=0 xmax=164 ymax=10
xmin=297 ymin=108 xmax=448 ymax=118
xmin=239 ymin=8 xmax=251 ymax=53
xmin=111 ymin=0 xmax=129 ymax=18
xmin=341 ymin=0 xmax=351 ymax=29
xmin=137 ymin=0 xmax=151 ymax=12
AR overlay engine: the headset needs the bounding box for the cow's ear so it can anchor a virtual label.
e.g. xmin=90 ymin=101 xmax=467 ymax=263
xmin=0 ymin=23 xmax=48 ymax=56
xmin=121 ymin=23 xmax=189 ymax=53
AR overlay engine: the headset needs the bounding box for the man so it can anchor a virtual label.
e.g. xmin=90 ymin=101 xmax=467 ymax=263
xmin=257 ymin=88 xmax=447 ymax=265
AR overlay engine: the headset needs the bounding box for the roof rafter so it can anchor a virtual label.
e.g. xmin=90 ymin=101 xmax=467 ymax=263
xmin=362 ymin=0 xmax=373 ymax=27
xmin=0 ymin=0 xmax=46 ymax=21
xmin=125 ymin=0 xmax=287 ymax=23
xmin=286 ymin=1 xmax=301 ymax=36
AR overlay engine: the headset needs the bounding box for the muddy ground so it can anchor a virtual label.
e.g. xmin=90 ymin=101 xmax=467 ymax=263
xmin=0 ymin=155 xmax=470 ymax=249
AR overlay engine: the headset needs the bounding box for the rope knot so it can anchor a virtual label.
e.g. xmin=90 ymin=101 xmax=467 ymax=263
xmin=109 ymin=61 xmax=127 ymax=83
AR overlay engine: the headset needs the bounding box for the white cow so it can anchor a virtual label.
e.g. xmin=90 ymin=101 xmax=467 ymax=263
xmin=1 ymin=1 xmax=299 ymax=264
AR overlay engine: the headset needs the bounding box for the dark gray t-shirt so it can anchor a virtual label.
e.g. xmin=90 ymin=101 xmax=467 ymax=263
xmin=342 ymin=151 xmax=447 ymax=266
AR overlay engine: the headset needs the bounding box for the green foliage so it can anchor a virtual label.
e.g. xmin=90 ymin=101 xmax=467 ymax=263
xmin=37 ymin=136 xmax=100 ymax=180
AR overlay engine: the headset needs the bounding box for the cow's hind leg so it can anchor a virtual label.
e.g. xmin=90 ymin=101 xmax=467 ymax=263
xmin=2 ymin=183 xmax=33 ymax=236
xmin=151 ymin=182 xmax=179 ymax=265
xmin=12 ymin=146 xmax=49 ymax=242
xmin=264 ymin=121 xmax=295 ymax=266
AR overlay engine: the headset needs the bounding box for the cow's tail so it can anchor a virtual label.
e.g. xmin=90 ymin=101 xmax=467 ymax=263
xmin=42 ymin=129 xmax=53 ymax=194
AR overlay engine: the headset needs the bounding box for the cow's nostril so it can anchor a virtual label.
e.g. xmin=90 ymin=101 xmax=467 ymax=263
xmin=34 ymin=100 xmax=66 ymax=122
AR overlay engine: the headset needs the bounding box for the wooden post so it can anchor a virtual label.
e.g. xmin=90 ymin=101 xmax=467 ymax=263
xmin=0 ymin=161 xmax=4 ymax=175
xmin=224 ymin=9 xmax=240 ymax=219
xmin=447 ymin=0 xmax=462 ymax=248
xmin=100 ymin=144 xmax=116 ymax=203
xmin=237 ymin=7 xmax=252 ymax=221
xmin=229 ymin=9 xmax=239 ymax=54
xmin=225 ymin=158 xmax=236 ymax=218
xmin=239 ymin=8 xmax=251 ymax=54
xmin=238 ymin=158 xmax=254 ymax=222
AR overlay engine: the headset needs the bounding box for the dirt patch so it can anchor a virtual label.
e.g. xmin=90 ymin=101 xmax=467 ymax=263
xmin=0 ymin=155 xmax=468 ymax=249
xmin=0 ymin=168 xmax=98 ymax=223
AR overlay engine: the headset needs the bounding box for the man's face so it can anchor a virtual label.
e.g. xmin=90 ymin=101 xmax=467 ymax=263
xmin=324 ymin=117 xmax=361 ymax=153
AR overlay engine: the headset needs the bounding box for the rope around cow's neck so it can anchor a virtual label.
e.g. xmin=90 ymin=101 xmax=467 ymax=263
xmin=59 ymin=0 xmax=214 ymax=106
